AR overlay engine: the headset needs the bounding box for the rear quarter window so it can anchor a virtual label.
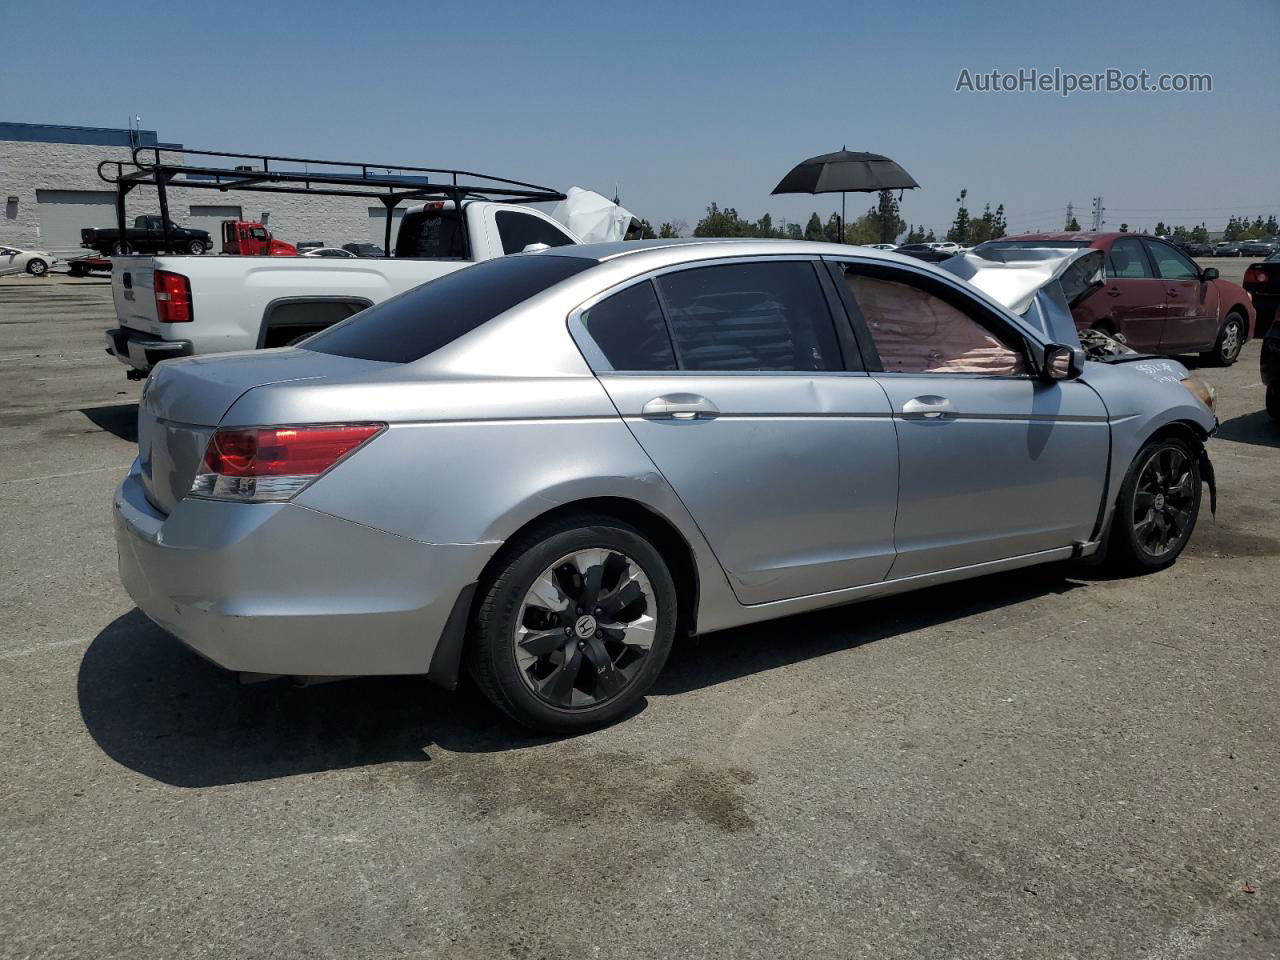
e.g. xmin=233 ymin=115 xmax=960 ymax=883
xmin=303 ymin=255 xmax=594 ymax=363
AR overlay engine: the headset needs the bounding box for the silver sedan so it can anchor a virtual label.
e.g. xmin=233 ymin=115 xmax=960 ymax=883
xmin=113 ymin=240 xmax=1218 ymax=732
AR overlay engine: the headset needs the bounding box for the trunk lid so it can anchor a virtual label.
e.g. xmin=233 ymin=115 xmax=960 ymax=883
xmin=138 ymin=349 xmax=381 ymax=514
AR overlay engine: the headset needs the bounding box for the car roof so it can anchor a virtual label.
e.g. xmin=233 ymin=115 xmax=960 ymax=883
xmin=538 ymin=237 xmax=931 ymax=270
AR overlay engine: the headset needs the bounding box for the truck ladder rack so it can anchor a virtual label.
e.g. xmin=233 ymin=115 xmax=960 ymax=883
xmin=97 ymin=146 xmax=567 ymax=257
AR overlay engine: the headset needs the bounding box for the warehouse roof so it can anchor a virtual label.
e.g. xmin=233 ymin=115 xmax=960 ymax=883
xmin=0 ymin=121 xmax=181 ymax=149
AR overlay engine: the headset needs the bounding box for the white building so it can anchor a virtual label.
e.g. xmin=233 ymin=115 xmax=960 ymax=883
xmin=0 ymin=122 xmax=394 ymax=256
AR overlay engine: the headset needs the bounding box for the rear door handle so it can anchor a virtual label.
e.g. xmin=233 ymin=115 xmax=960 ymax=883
xmin=901 ymin=395 xmax=956 ymax=420
xmin=641 ymin=393 xmax=720 ymax=421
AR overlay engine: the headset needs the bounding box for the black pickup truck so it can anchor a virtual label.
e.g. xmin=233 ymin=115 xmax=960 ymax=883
xmin=81 ymin=215 xmax=212 ymax=256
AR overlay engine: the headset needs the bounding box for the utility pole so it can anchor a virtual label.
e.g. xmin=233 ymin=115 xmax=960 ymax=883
xmin=1091 ymin=196 xmax=1105 ymax=231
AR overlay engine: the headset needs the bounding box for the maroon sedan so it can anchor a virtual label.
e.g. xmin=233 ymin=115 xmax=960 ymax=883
xmin=976 ymin=233 xmax=1255 ymax=365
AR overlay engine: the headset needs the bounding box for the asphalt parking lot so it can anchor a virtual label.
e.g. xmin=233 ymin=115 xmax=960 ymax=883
xmin=1 ymin=264 xmax=1278 ymax=959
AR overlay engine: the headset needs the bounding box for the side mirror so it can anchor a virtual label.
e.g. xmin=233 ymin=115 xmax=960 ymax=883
xmin=1201 ymin=266 xmax=1219 ymax=281
xmin=1041 ymin=343 xmax=1080 ymax=382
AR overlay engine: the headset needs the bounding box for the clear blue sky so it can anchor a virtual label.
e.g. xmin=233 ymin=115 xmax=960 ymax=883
xmin=7 ymin=0 xmax=1278 ymax=235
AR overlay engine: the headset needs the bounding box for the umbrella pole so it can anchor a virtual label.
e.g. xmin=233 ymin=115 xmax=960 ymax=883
xmin=841 ymin=192 xmax=846 ymax=243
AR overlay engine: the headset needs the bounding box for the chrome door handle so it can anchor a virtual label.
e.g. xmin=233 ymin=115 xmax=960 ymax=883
xmin=901 ymin=395 xmax=956 ymax=420
xmin=641 ymin=393 xmax=720 ymax=421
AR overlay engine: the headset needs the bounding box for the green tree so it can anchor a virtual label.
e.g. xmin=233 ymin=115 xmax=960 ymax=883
xmin=873 ymin=190 xmax=906 ymax=244
xmin=903 ymin=224 xmax=927 ymax=244
xmin=1154 ymin=221 xmax=1169 ymax=237
xmin=1119 ymin=223 xmax=1129 ymax=233
xmin=694 ymin=203 xmax=755 ymax=237
xmin=803 ymin=212 xmax=825 ymax=241
xmin=1065 ymin=217 xmax=1081 ymax=232
xmin=633 ymin=218 xmax=658 ymax=240
xmin=658 ymin=222 xmax=679 ymax=239
xmin=823 ymin=213 xmax=843 ymax=243
xmin=1189 ymin=223 xmax=1209 ymax=243
xmin=785 ymin=221 xmax=803 ymax=240
xmin=946 ymin=189 xmax=972 ymax=244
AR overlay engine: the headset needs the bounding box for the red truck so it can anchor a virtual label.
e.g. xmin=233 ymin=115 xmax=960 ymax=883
xmin=220 ymin=220 xmax=297 ymax=256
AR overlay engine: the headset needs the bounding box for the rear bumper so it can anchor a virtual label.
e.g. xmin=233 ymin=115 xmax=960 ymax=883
xmin=113 ymin=462 xmax=494 ymax=676
xmin=105 ymin=327 xmax=192 ymax=374
xmin=1261 ymin=335 xmax=1280 ymax=388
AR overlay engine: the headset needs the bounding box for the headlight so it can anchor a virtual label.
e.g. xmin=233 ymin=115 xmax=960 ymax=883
xmin=1180 ymin=376 xmax=1217 ymax=413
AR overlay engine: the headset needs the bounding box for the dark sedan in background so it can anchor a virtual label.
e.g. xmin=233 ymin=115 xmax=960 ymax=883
xmin=976 ymin=232 xmax=1255 ymax=365
xmin=893 ymin=243 xmax=953 ymax=264
xmin=1244 ymin=251 xmax=1280 ymax=339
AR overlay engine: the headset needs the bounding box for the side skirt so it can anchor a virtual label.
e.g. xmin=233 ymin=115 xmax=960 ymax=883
xmin=698 ymin=544 xmax=1096 ymax=636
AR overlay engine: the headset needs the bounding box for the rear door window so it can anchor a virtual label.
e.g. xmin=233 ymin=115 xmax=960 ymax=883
xmin=496 ymin=211 xmax=576 ymax=255
xmin=1106 ymin=238 xmax=1153 ymax=279
xmin=654 ymin=261 xmax=843 ymax=372
xmin=304 ymin=254 xmax=593 ymax=363
xmin=580 ymin=281 xmax=677 ymax=371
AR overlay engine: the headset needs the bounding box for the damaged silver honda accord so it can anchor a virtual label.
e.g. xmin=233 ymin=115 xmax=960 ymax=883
xmin=113 ymin=240 xmax=1218 ymax=732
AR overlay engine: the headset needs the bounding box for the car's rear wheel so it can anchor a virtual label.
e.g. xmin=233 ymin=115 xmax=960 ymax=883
xmin=1107 ymin=436 xmax=1202 ymax=573
xmin=25 ymin=258 xmax=48 ymax=276
xmin=468 ymin=515 xmax=677 ymax=733
xmin=187 ymin=239 xmax=206 ymax=255
xmin=1202 ymin=311 xmax=1246 ymax=366
xmin=110 ymin=240 xmax=132 ymax=256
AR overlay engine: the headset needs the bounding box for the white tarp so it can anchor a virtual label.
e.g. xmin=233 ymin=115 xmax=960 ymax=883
xmin=550 ymin=187 xmax=638 ymax=243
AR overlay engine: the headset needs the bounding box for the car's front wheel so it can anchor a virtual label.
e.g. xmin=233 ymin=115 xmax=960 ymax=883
xmin=468 ymin=515 xmax=677 ymax=733
xmin=187 ymin=239 xmax=206 ymax=255
xmin=1202 ymin=311 xmax=1246 ymax=366
xmin=25 ymin=258 xmax=48 ymax=276
xmin=1107 ymin=436 xmax=1202 ymax=573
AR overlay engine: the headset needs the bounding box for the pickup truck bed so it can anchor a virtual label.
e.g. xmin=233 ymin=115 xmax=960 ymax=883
xmin=104 ymin=199 xmax=581 ymax=377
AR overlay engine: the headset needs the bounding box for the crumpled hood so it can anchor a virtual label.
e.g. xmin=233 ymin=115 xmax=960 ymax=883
xmin=939 ymin=248 xmax=1105 ymax=347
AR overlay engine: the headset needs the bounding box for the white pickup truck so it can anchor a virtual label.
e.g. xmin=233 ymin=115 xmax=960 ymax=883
xmin=104 ymin=198 xmax=584 ymax=379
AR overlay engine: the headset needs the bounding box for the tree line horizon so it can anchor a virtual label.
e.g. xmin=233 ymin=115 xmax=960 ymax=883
xmin=632 ymin=190 xmax=1280 ymax=246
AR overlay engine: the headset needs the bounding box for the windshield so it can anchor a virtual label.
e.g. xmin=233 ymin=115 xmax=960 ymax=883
xmin=304 ymin=254 xmax=594 ymax=363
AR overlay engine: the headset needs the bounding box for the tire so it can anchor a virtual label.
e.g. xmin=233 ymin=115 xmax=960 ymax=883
xmin=68 ymin=264 xmax=85 ymax=278
xmin=1267 ymin=385 xmax=1280 ymax=424
xmin=25 ymin=258 xmax=48 ymax=277
xmin=110 ymin=240 xmax=132 ymax=256
xmin=467 ymin=514 xmax=678 ymax=733
xmin=186 ymin=239 xmax=206 ymax=255
xmin=1201 ymin=311 xmax=1246 ymax=366
xmin=1106 ymin=436 xmax=1202 ymax=574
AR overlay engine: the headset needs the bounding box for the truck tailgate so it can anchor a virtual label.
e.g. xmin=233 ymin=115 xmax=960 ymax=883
xmin=112 ymin=258 xmax=162 ymax=334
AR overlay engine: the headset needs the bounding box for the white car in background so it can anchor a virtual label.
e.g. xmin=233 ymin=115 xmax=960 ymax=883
xmin=0 ymin=245 xmax=57 ymax=276
xmin=299 ymin=247 xmax=357 ymax=258
xmin=862 ymin=243 xmax=897 ymax=250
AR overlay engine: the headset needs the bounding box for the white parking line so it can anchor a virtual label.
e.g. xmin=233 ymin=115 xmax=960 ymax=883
xmin=0 ymin=463 xmax=132 ymax=485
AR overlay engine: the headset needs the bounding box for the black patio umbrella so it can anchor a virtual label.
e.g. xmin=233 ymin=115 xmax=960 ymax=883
xmin=772 ymin=149 xmax=919 ymax=241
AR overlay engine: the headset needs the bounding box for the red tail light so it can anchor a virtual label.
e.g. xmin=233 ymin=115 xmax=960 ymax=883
xmin=191 ymin=423 xmax=384 ymax=501
xmin=1244 ymin=266 xmax=1266 ymax=285
xmin=154 ymin=270 xmax=193 ymax=323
